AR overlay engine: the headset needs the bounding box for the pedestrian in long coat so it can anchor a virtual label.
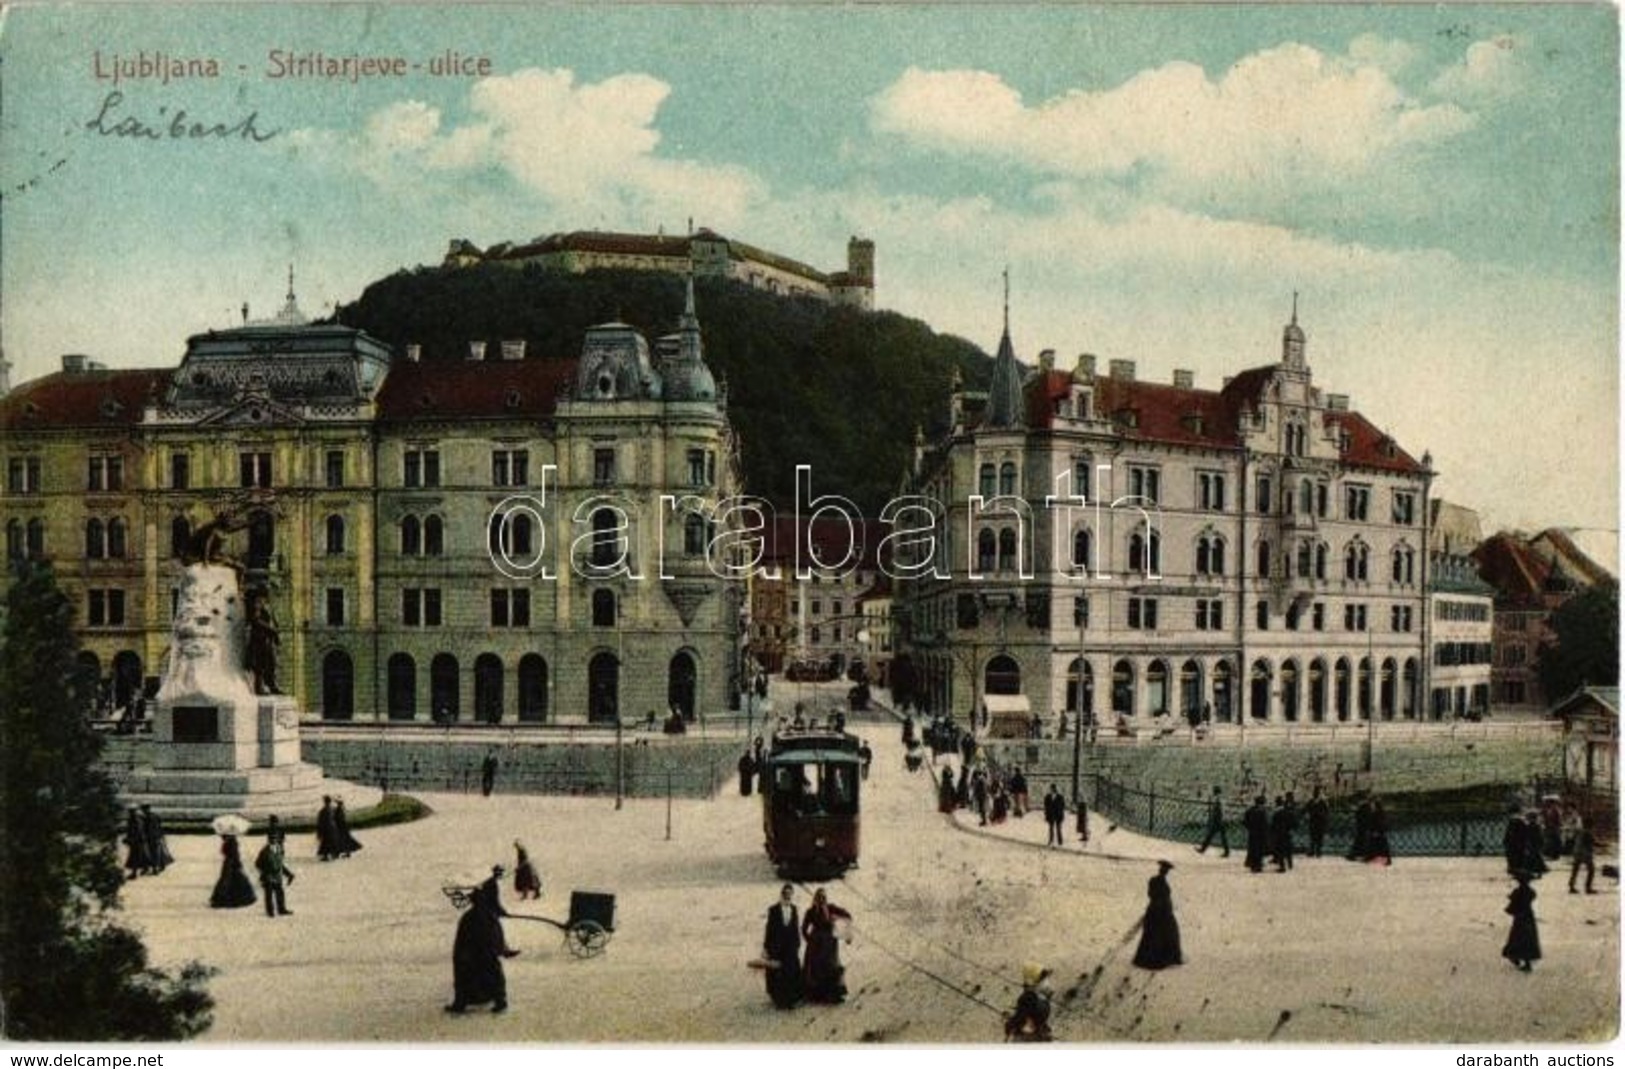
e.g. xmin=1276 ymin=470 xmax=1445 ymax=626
xmin=1132 ymin=861 xmax=1183 ymax=970
xmin=209 ymin=834 xmax=257 ymax=909
xmin=1570 ymin=818 xmax=1597 ymax=894
xmin=513 ymin=841 xmax=542 ymax=900
xmin=971 ymin=768 xmax=990 ymax=826
xmin=1347 ymin=795 xmax=1374 ymax=861
xmin=1270 ymin=796 xmax=1295 ymax=872
xmin=1501 ymin=872 xmax=1540 ymax=972
xmin=447 ymin=867 xmax=517 ymax=1013
xmin=1243 ymin=795 xmax=1269 ymax=873
xmin=140 ymin=804 xmax=173 ymax=874
xmin=123 ymin=807 xmax=152 ymax=879
xmin=480 ymin=751 xmax=499 ymax=797
xmin=801 ymin=888 xmax=853 ymax=1003
xmin=938 ymin=766 xmax=957 ymax=814
xmin=738 ymin=751 xmax=756 ymax=796
xmin=762 ymin=883 xmax=804 ymax=1009
xmin=316 ymin=796 xmax=338 ymax=861
xmin=1502 ymin=808 xmax=1527 ymax=875
xmin=1196 ymin=785 xmax=1230 ymax=857
xmin=332 ymin=799 xmax=363 ymax=857
xmin=1521 ymin=813 xmax=1549 ymax=877
xmin=1306 ymin=787 xmax=1330 ymax=858
xmin=1365 ymin=797 xmax=1392 ymax=865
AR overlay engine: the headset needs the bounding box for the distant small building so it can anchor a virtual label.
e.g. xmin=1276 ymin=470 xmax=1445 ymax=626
xmin=1427 ymin=501 xmax=1493 ymax=718
xmin=1550 ymin=686 xmax=1618 ymax=804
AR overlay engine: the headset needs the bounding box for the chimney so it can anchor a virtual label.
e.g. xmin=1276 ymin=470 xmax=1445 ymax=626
xmin=1326 ymin=393 xmax=1349 ymax=411
xmin=1173 ymin=369 xmax=1194 ymax=389
xmin=1038 ymin=349 xmax=1055 ymax=372
xmin=468 ymin=341 xmax=487 ymax=362
xmin=501 ymin=340 xmax=527 ymax=362
xmin=405 ymin=344 xmax=422 ymax=363
xmin=1109 ymin=359 xmax=1136 ymax=381
xmin=61 ymin=354 xmax=87 ymax=374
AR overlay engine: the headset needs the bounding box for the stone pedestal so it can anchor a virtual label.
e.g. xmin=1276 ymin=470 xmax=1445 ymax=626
xmin=120 ymin=562 xmax=380 ymax=819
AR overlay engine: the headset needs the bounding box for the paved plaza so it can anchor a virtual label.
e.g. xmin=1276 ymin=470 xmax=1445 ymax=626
xmin=123 ymin=722 xmax=1618 ymax=1044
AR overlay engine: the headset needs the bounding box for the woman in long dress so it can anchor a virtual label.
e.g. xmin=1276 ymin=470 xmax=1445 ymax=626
xmin=1132 ymin=861 xmax=1183 ymax=970
xmin=801 ymin=888 xmax=853 ymax=1003
xmin=210 ymin=834 xmax=258 ymax=908
xmin=1502 ymin=871 xmax=1541 ymax=972
xmin=513 ymin=841 xmax=542 ymax=900
xmin=447 ymin=867 xmax=517 ymax=1013
xmin=332 ymin=799 xmax=363 ymax=858
xmin=123 ymin=807 xmax=152 ymax=879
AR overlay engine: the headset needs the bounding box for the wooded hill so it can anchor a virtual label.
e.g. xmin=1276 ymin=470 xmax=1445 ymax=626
xmin=335 ymin=265 xmax=992 ymax=512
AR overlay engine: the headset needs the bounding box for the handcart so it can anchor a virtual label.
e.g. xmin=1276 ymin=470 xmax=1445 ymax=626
xmin=442 ymin=885 xmax=616 ymax=959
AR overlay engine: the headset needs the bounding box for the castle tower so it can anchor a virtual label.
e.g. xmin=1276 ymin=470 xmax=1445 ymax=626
xmin=847 ymin=236 xmax=875 ymax=286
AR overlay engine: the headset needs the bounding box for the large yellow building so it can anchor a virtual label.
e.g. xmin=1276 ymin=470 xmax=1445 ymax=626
xmin=0 ymin=283 xmax=742 ymax=725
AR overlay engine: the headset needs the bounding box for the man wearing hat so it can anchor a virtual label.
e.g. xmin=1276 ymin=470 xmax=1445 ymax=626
xmin=1004 ymin=962 xmax=1053 ymax=1042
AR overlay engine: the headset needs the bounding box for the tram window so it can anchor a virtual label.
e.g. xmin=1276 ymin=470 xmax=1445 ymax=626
xmin=818 ymin=764 xmax=857 ymax=814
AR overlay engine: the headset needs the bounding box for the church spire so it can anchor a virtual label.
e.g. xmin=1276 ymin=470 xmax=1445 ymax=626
xmin=1282 ymin=291 xmax=1306 ymax=369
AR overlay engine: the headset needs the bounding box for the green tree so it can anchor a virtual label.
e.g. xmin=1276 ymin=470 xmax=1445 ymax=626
xmin=1536 ymin=582 xmax=1620 ymax=702
xmin=0 ymin=562 xmax=213 ymax=1040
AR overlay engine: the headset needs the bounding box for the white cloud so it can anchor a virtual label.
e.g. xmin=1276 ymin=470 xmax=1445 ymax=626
xmin=299 ymin=68 xmax=767 ymax=229
xmin=870 ymin=43 xmax=1476 ymax=194
xmin=1431 ymin=36 xmax=1529 ymax=103
xmin=1347 ymin=33 xmax=1422 ymax=77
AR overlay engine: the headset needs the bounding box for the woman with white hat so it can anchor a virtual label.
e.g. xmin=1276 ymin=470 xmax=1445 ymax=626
xmin=1004 ymin=962 xmax=1053 ymax=1042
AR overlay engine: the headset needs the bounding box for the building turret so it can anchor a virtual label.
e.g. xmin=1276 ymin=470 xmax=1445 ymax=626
xmin=1282 ymin=292 xmax=1307 ymax=370
xmin=656 ymin=274 xmax=717 ymax=402
xmin=984 ymin=270 xmax=1025 ymax=430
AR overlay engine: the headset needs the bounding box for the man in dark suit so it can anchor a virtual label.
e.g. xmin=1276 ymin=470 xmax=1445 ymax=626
xmin=1196 ymin=785 xmax=1229 ymax=857
xmin=1042 ymin=784 xmax=1066 ymax=847
xmin=1305 ymin=786 xmax=1331 ymax=857
xmin=762 ymin=884 xmax=803 ymax=1009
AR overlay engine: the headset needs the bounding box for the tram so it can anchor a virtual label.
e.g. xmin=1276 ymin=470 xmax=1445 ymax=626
xmin=761 ymin=721 xmax=862 ymax=877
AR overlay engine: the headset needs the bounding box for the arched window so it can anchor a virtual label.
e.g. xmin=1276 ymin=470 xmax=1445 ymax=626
xmin=684 ymin=513 xmax=708 ymax=556
xmin=592 ymin=589 xmax=616 ymax=627
xmin=400 ymin=515 xmax=421 ymax=556
xmin=424 ymin=514 xmax=444 ymax=556
xmin=1334 ymin=658 xmax=1352 ymax=720
xmin=1392 ymin=546 xmax=1415 ymax=585
xmin=107 ymin=518 xmax=126 ymax=559
xmin=978 ymin=463 xmax=996 ymax=498
xmin=1315 ymin=542 xmax=1328 ymax=580
xmin=668 ymin=651 xmax=698 ymax=719
xmin=998 ymin=462 xmax=1017 ymax=496
xmin=475 ymin=653 xmax=504 ymax=724
xmin=1250 ymin=659 xmax=1272 ymax=720
xmin=1129 ymin=530 xmax=1160 ymax=574
xmin=1344 ymin=541 xmax=1368 ymax=581
xmin=170 ymin=516 xmax=191 ymax=559
xmin=325 ymin=515 xmax=346 ymax=555
xmin=1146 ymin=659 xmax=1169 ymax=716
xmin=85 ymin=518 xmax=105 ymax=559
xmin=1281 ymin=660 xmax=1299 ymax=722
xmin=591 ymin=508 xmax=621 ymax=567
xmin=26 ymin=518 xmax=44 ymax=559
xmin=1196 ymin=534 xmax=1224 ymax=576
xmin=984 ymin=654 xmax=1021 ymax=695
xmin=430 ymin=654 xmax=459 ymax=721
xmin=1111 ymin=659 xmax=1134 ymax=717
xmin=1065 ymin=658 xmax=1094 ymax=716
xmin=1256 ymin=539 xmax=1271 ymax=578
xmin=997 ymin=528 xmax=1018 ymax=571
xmin=1308 ymin=659 xmax=1327 ymax=722
xmin=1071 ymin=529 xmax=1092 ymax=571
xmin=1296 ymin=540 xmax=1312 ymax=578
xmin=588 ymin=651 xmax=619 ymax=724
xmin=7 ymin=519 xmax=24 ymax=560
xmin=387 ymin=653 xmax=416 ymax=720
xmin=321 ymin=650 xmax=354 ymax=720
xmin=977 ymin=528 xmax=996 ymax=572
xmin=1299 ymin=479 xmax=1314 ymax=514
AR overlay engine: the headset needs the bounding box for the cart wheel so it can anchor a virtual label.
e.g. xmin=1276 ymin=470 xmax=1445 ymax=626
xmin=567 ymin=920 xmax=609 ymax=958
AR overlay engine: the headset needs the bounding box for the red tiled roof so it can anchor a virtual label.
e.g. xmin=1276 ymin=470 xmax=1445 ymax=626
xmin=375 ymin=358 xmax=577 ymax=423
xmin=1322 ymin=409 xmax=1426 ymax=474
xmin=762 ymin=515 xmax=883 ymax=570
xmin=1472 ymin=533 xmax=1553 ymax=604
xmin=1532 ymin=528 xmax=1614 ymax=586
xmin=0 ymin=368 xmax=170 ymax=430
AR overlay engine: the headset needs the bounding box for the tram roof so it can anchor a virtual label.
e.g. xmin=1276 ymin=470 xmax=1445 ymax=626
xmin=767 ymin=748 xmax=861 ymax=765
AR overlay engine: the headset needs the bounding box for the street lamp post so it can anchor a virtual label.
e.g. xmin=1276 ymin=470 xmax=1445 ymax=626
xmin=1070 ymin=598 xmax=1085 ymax=807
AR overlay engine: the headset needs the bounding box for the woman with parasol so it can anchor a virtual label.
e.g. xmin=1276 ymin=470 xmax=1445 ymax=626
xmin=209 ymin=814 xmax=257 ymax=909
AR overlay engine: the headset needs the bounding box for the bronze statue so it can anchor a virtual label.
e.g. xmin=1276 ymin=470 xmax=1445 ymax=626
xmin=181 ymin=507 xmax=246 ymax=570
xmin=245 ymin=588 xmax=281 ymax=695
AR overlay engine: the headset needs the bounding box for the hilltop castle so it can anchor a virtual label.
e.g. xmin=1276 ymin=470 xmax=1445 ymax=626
xmin=443 ymin=227 xmax=875 ymax=310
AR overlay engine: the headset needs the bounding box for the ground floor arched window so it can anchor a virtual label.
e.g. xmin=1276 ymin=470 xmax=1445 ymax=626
xmin=322 ymin=650 xmax=354 ymax=720
xmin=431 ymin=654 xmax=459 ymax=722
xmin=387 ymin=653 xmax=416 ymax=720
xmin=668 ymin=650 xmax=697 ymax=719
xmin=474 ymin=653 xmax=503 ymax=724
xmin=589 ymin=652 xmax=619 ymax=724
xmin=518 ymin=654 xmax=548 ymax=722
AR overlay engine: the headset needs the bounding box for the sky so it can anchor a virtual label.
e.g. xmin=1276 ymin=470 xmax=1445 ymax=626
xmin=0 ymin=3 xmax=1617 ymax=559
